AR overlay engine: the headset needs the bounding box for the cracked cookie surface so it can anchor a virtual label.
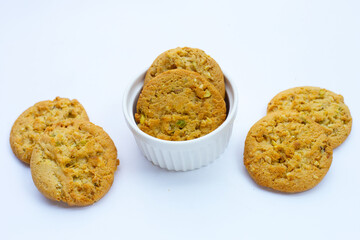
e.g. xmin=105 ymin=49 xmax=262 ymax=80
xmin=144 ymin=47 xmax=225 ymax=98
xmin=10 ymin=97 xmax=89 ymax=164
xmin=30 ymin=120 xmax=119 ymax=206
xmin=267 ymin=86 xmax=352 ymax=148
xmin=136 ymin=69 xmax=226 ymax=141
xmin=244 ymin=112 xmax=333 ymax=193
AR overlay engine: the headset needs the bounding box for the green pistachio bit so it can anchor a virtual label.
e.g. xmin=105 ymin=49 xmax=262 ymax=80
xmin=55 ymin=141 xmax=61 ymax=147
xmin=204 ymin=89 xmax=211 ymax=98
xmin=320 ymin=146 xmax=326 ymax=153
xmin=319 ymin=89 xmax=326 ymax=98
xmin=300 ymin=117 xmax=308 ymax=124
xmin=176 ymin=120 xmax=186 ymax=129
xmin=140 ymin=114 xmax=146 ymax=124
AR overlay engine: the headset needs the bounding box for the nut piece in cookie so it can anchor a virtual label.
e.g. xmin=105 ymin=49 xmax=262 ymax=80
xmin=267 ymin=86 xmax=352 ymax=148
xmin=144 ymin=47 xmax=225 ymax=98
xmin=10 ymin=97 xmax=89 ymax=164
xmin=136 ymin=69 xmax=226 ymax=141
xmin=30 ymin=120 xmax=119 ymax=206
xmin=244 ymin=112 xmax=333 ymax=193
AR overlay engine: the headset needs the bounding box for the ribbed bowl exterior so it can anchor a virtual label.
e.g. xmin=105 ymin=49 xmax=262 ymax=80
xmin=132 ymin=122 xmax=234 ymax=171
xmin=123 ymin=71 xmax=238 ymax=171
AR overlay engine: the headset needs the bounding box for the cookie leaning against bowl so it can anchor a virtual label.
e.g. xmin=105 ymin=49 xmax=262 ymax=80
xmin=135 ymin=69 xmax=226 ymax=141
xmin=10 ymin=97 xmax=89 ymax=164
xmin=144 ymin=47 xmax=226 ymax=98
xmin=244 ymin=111 xmax=333 ymax=193
xmin=30 ymin=120 xmax=119 ymax=206
xmin=267 ymin=86 xmax=352 ymax=148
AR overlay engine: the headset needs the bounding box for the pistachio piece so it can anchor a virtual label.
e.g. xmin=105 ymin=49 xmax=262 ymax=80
xmin=79 ymin=140 xmax=87 ymax=146
xmin=319 ymin=89 xmax=326 ymax=98
xmin=204 ymin=89 xmax=211 ymax=98
xmin=140 ymin=114 xmax=146 ymax=124
xmin=204 ymin=71 xmax=212 ymax=79
xmin=176 ymin=120 xmax=186 ymax=129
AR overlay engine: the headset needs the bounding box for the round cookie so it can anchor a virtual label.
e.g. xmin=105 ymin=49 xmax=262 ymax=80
xmin=144 ymin=47 xmax=225 ymax=98
xmin=267 ymin=86 xmax=352 ymax=148
xmin=30 ymin=120 xmax=119 ymax=206
xmin=244 ymin=111 xmax=333 ymax=193
xmin=10 ymin=97 xmax=89 ymax=164
xmin=135 ymin=69 xmax=226 ymax=141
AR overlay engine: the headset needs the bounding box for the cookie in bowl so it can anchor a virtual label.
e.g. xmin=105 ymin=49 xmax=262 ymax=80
xmin=144 ymin=47 xmax=225 ymax=98
xmin=135 ymin=69 xmax=226 ymax=141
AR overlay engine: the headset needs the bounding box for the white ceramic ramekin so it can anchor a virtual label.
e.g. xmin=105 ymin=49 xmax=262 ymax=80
xmin=123 ymin=71 xmax=238 ymax=171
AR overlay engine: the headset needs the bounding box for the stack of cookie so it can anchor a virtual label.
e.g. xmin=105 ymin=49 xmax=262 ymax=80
xmin=10 ymin=97 xmax=119 ymax=206
xmin=135 ymin=47 xmax=227 ymax=141
xmin=244 ymin=87 xmax=352 ymax=193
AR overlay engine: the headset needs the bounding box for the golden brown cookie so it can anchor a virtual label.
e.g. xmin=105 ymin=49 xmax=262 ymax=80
xmin=10 ymin=97 xmax=89 ymax=164
xmin=144 ymin=47 xmax=225 ymax=98
xmin=135 ymin=69 xmax=226 ymax=141
xmin=267 ymin=86 xmax=352 ymax=148
xmin=244 ymin=111 xmax=333 ymax=193
xmin=30 ymin=120 xmax=119 ymax=206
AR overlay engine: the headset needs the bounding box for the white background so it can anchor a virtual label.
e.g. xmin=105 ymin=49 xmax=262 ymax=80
xmin=1 ymin=1 xmax=359 ymax=239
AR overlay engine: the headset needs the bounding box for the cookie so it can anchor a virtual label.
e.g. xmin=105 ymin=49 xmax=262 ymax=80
xmin=30 ymin=120 xmax=119 ymax=206
xmin=267 ymin=86 xmax=352 ymax=148
xmin=244 ymin=111 xmax=333 ymax=193
xmin=135 ymin=69 xmax=226 ymax=141
xmin=144 ymin=47 xmax=226 ymax=98
xmin=10 ymin=97 xmax=89 ymax=164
